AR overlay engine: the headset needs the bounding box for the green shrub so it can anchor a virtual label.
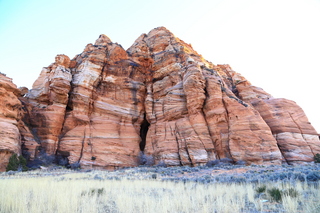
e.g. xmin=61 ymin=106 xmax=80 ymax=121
xmin=267 ymin=187 xmax=282 ymax=202
xmin=255 ymin=185 xmax=266 ymax=193
xmin=6 ymin=153 xmax=28 ymax=172
xmin=265 ymin=187 xmax=299 ymax=203
xmin=81 ymin=188 xmax=105 ymax=197
xmin=314 ymin=153 xmax=320 ymax=163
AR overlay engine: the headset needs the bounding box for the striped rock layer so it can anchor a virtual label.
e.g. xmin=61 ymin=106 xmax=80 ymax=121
xmin=1 ymin=27 xmax=319 ymax=170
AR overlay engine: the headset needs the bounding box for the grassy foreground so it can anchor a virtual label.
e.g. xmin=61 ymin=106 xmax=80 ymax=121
xmin=0 ymin=165 xmax=320 ymax=213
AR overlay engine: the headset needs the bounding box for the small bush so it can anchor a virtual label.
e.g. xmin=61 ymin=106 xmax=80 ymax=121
xmin=255 ymin=185 xmax=266 ymax=194
xmin=206 ymin=160 xmax=220 ymax=167
xmin=306 ymin=171 xmax=320 ymax=181
xmin=81 ymin=188 xmax=105 ymax=197
xmin=220 ymin=158 xmax=233 ymax=164
xmin=267 ymin=187 xmax=282 ymax=202
xmin=69 ymin=162 xmax=81 ymax=170
xmin=138 ymin=152 xmax=154 ymax=166
xmin=314 ymin=153 xmax=320 ymax=163
xmin=56 ymin=155 xmax=68 ymax=166
xmin=235 ymin=160 xmax=246 ymax=165
xmin=39 ymin=152 xmax=55 ymax=166
xmin=6 ymin=154 xmax=28 ymax=172
xmin=27 ymin=151 xmax=56 ymax=169
xmin=156 ymin=161 xmax=167 ymax=168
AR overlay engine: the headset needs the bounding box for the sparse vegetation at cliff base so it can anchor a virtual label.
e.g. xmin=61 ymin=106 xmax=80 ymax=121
xmin=0 ymin=164 xmax=319 ymax=213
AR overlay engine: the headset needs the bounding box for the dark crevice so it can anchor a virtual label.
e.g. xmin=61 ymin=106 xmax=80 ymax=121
xmin=78 ymin=127 xmax=86 ymax=163
xmin=139 ymin=113 xmax=150 ymax=151
xmin=66 ymin=105 xmax=72 ymax=112
xmin=221 ymin=90 xmax=234 ymax=161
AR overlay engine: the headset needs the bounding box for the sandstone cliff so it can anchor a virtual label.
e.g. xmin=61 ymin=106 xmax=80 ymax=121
xmin=1 ymin=27 xmax=319 ymax=171
xmin=0 ymin=74 xmax=22 ymax=171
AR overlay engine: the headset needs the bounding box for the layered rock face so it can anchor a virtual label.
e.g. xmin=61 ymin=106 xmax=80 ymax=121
xmin=216 ymin=65 xmax=320 ymax=164
xmin=23 ymin=54 xmax=72 ymax=157
xmin=126 ymin=29 xmax=284 ymax=166
xmin=0 ymin=74 xmax=22 ymax=171
xmin=1 ymin=27 xmax=319 ymax=170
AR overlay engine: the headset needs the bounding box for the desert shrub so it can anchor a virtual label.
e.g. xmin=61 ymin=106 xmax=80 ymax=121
xmin=206 ymin=160 xmax=220 ymax=167
xmin=314 ymin=153 xmax=320 ymax=163
xmin=220 ymin=158 xmax=233 ymax=164
xmin=306 ymin=171 xmax=320 ymax=181
xmin=292 ymin=172 xmax=306 ymax=182
xmin=235 ymin=160 xmax=246 ymax=165
xmin=81 ymin=188 xmax=105 ymax=197
xmin=267 ymin=187 xmax=282 ymax=202
xmin=266 ymin=187 xmax=300 ymax=203
xmin=39 ymin=152 xmax=55 ymax=166
xmin=27 ymin=158 xmax=43 ymax=169
xmin=138 ymin=152 xmax=154 ymax=166
xmin=156 ymin=161 xmax=167 ymax=167
xmin=6 ymin=154 xmax=28 ymax=172
xmin=69 ymin=162 xmax=81 ymax=170
xmin=56 ymin=155 xmax=68 ymax=166
xmin=255 ymin=185 xmax=266 ymax=193
xmin=27 ymin=151 xmax=55 ymax=169
xmin=93 ymin=175 xmax=103 ymax=180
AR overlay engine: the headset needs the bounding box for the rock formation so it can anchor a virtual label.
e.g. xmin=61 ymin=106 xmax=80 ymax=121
xmin=0 ymin=27 xmax=319 ymax=171
xmin=0 ymin=74 xmax=22 ymax=171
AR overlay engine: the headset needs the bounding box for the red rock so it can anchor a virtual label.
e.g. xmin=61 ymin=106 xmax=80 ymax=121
xmin=131 ymin=27 xmax=283 ymax=166
xmin=252 ymin=98 xmax=320 ymax=164
xmin=23 ymin=54 xmax=72 ymax=155
xmin=2 ymin=27 xmax=319 ymax=170
xmin=56 ymin=36 xmax=146 ymax=169
xmin=0 ymin=74 xmax=22 ymax=171
xmin=217 ymin=64 xmax=320 ymax=164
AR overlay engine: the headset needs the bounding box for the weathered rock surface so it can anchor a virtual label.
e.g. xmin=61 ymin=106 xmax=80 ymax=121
xmin=0 ymin=74 xmax=22 ymax=171
xmin=128 ymin=29 xmax=283 ymax=166
xmin=217 ymin=65 xmax=320 ymax=164
xmin=22 ymin=54 xmax=72 ymax=158
xmin=1 ymin=27 xmax=319 ymax=170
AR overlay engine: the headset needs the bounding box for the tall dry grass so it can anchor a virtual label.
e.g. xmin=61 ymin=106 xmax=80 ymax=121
xmin=0 ymin=170 xmax=319 ymax=213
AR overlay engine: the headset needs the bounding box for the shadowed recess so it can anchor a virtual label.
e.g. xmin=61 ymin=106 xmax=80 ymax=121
xmin=139 ymin=113 xmax=150 ymax=151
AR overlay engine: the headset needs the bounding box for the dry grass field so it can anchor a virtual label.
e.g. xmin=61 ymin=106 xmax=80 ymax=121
xmin=0 ymin=165 xmax=319 ymax=213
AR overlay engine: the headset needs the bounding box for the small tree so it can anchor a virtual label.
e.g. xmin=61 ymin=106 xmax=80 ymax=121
xmin=6 ymin=153 xmax=28 ymax=172
xmin=314 ymin=153 xmax=320 ymax=163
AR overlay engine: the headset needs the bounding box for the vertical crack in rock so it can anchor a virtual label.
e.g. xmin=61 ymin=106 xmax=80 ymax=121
xmin=288 ymin=112 xmax=315 ymax=156
xmin=78 ymin=127 xmax=86 ymax=163
xmin=56 ymin=99 xmax=74 ymax=156
xmin=88 ymin=121 xmax=95 ymax=161
xmin=175 ymin=123 xmax=192 ymax=166
xmin=201 ymin=82 xmax=217 ymax=159
xmin=174 ymin=130 xmax=184 ymax=166
xmin=184 ymin=137 xmax=193 ymax=166
xmin=221 ymin=90 xmax=233 ymax=161
xmin=139 ymin=113 xmax=150 ymax=151
xmin=275 ymin=134 xmax=289 ymax=165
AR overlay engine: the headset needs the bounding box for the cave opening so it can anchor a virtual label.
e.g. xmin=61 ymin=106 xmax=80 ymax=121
xmin=139 ymin=113 xmax=150 ymax=151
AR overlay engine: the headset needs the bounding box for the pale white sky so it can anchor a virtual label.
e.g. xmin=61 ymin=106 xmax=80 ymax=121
xmin=0 ymin=0 xmax=319 ymax=132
